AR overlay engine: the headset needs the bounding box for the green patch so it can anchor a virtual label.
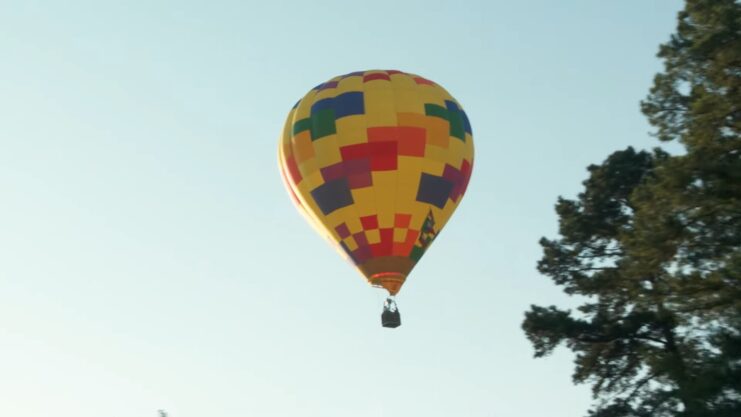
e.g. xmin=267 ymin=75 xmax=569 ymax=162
xmin=448 ymin=111 xmax=466 ymax=141
xmin=424 ymin=103 xmax=449 ymax=120
xmin=292 ymin=118 xmax=312 ymax=135
xmin=409 ymin=245 xmax=426 ymax=262
xmin=310 ymin=108 xmax=337 ymax=140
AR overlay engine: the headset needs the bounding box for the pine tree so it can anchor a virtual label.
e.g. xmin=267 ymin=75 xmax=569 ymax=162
xmin=522 ymin=1 xmax=741 ymax=416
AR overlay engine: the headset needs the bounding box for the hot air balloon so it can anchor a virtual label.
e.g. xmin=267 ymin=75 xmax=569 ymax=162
xmin=278 ymin=70 xmax=474 ymax=328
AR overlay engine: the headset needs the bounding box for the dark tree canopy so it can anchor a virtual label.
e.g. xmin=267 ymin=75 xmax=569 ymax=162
xmin=523 ymin=1 xmax=741 ymax=416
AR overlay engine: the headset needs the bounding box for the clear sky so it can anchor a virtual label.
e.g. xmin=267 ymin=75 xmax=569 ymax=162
xmin=1 ymin=1 xmax=683 ymax=416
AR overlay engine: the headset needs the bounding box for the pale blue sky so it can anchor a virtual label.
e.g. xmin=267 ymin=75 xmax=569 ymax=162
xmin=1 ymin=1 xmax=682 ymax=416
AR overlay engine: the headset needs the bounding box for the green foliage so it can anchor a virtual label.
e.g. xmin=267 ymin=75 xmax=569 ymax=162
xmin=641 ymin=0 xmax=740 ymax=147
xmin=523 ymin=1 xmax=741 ymax=416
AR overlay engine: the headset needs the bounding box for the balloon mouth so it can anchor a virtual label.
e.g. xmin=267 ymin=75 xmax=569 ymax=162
xmin=370 ymin=272 xmax=406 ymax=296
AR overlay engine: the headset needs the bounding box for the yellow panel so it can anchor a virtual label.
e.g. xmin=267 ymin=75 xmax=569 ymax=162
xmin=297 ymin=157 xmax=319 ymax=179
xmin=345 ymin=216 xmax=363 ymax=234
xmin=397 ymin=156 xmax=423 ymax=181
xmin=416 ymin=85 xmax=446 ymax=107
xmin=335 ymin=115 xmax=368 ymax=146
xmin=312 ymin=136 xmax=342 ymax=168
xmin=397 ymin=185 xmax=420 ymax=205
xmin=421 ymin=158 xmax=445 ymax=176
xmin=394 ymin=196 xmax=417 ymax=216
xmin=446 ymin=138 xmax=466 ymax=168
xmin=364 ymin=89 xmax=398 ymax=127
xmin=464 ymin=133 xmax=475 ymax=158
xmin=300 ymin=170 xmax=324 ymax=191
xmin=337 ymin=76 xmax=363 ymax=92
xmin=390 ymin=74 xmax=417 ymax=89
xmin=408 ymin=203 xmax=432 ymax=231
xmin=314 ymin=87 xmax=338 ymax=102
xmin=351 ymin=187 xmax=377 ymax=214
xmin=438 ymin=199 xmax=456 ymax=226
xmin=433 ymin=85 xmax=455 ymax=103
xmin=392 ymin=88 xmax=424 ymax=114
xmin=378 ymin=212 xmax=395 ymax=229
xmin=393 ymin=228 xmax=406 ymax=242
xmin=372 ymin=171 xmax=397 ymax=190
xmin=371 ymin=171 xmax=398 ymax=217
xmin=374 ymin=192 xmax=396 ymax=214
xmin=425 ymin=145 xmax=450 ymax=164
xmin=345 ymin=236 xmax=359 ymax=251
xmin=366 ymin=229 xmax=381 ymax=244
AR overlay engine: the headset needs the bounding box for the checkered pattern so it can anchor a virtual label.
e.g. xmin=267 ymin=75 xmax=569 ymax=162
xmin=279 ymin=70 xmax=474 ymax=294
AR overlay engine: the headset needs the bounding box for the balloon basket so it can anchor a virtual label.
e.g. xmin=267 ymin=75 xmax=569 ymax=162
xmin=381 ymin=297 xmax=401 ymax=328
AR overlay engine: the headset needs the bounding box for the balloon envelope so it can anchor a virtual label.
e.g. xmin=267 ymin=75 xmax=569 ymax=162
xmin=279 ymin=70 xmax=474 ymax=295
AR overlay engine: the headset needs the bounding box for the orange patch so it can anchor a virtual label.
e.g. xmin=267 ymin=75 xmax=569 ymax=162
xmin=392 ymin=242 xmax=414 ymax=256
xmin=369 ymin=126 xmax=425 ymax=157
xmin=425 ymin=116 xmax=449 ymax=148
xmin=397 ymin=126 xmax=426 ymax=156
xmin=368 ymin=126 xmax=399 ymax=142
xmin=292 ymin=130 xmax=314 ymax=163
xmin=394 ymin=213 xmax=412 ymax=228
xmin=397 ymin=112 xmax=428 ymax=128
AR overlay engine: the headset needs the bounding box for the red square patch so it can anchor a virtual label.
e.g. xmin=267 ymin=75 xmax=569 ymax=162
xmin=394 ymin=213 xmax=412 ymax=228
xmin=360 ymin=215 xmax=378 ymax=230
xmin=369 ymin=141 xmax=397 ymax=171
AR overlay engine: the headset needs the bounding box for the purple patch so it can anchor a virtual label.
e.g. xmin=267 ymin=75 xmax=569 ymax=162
xmin=352 ymin=246 xmax=373 ymax=263
xmin=317 ymin=81 xmax=338 ymax=91
xmin=320 ymin=162 xmax=345 ymax=182
xmin=344 ymin=158 xmax=372 ymax=189
xmin=321 ymin=159 xmax=372 ymax=189
xmin=335 ymin=223 xmax=351 ymax=239
xmin=443 ymin=164 xmax=465 ymax=201
xmin=353 ymin=232 xmax=369 ymax=247
xmin=342 ymin=71 xmax=364 ymax=78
